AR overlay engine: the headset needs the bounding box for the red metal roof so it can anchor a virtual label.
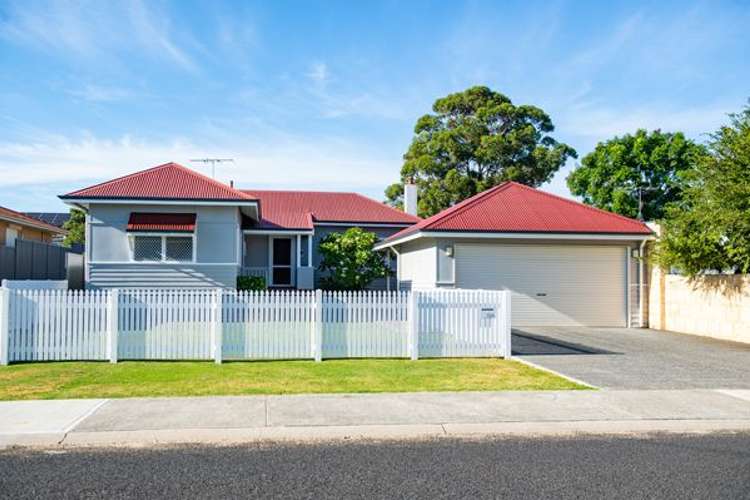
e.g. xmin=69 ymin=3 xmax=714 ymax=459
xmin=61 ymin=163 xmax=257 ymax=202
xmin=0 ymin=206 xmax=68 ymax=234
xmin=386 ymin=182 xmax=653 ymax=242
xmin=241 ymin=190 xmax=420 ymax=230
xmin=127 ymin=213 xmax=197 ymax=232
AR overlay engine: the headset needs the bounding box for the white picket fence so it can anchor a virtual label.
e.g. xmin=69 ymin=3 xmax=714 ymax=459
xmin=0 ymin=288 xmax=511 ymax=364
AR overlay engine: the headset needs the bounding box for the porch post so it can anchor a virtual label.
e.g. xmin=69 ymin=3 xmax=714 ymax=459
xmin=307 ymin=234 xmax=313 ymax=267
xmin=297 ymin=234 xmax=302 ymax=287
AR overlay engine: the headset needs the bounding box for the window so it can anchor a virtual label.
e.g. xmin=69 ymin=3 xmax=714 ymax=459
xmin=133 ymin=236 xmax=162 ymax=261
xmin=165 ymin=237 xmax=193 ymax=262
xmin=131 ymin=235 xmax=194 ymax=263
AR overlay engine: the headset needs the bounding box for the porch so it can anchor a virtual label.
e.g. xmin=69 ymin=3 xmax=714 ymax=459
xmin=240 ymin=231 xmax=314 ymax=289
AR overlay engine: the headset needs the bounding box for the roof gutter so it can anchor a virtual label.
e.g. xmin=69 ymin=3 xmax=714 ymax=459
xmin=374 ymin=230 xmax=655 ymax=250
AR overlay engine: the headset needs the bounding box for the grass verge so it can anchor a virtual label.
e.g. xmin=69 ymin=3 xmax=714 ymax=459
xmin=0 ymin=358 xmax=588 ymax=400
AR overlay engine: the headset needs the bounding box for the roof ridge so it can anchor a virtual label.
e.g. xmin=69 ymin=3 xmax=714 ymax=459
xmin=509 ymin=181 xmax=649 ymax=228
xmin=65 ymin=162 xmax=174 ymax=196
xmin=165 ymin=163 xmax=256 ymax=200
xmin=422 ymin=182 xmax=512 ymax=230
xmin=65 ymin=162 xmax=256 ymax=201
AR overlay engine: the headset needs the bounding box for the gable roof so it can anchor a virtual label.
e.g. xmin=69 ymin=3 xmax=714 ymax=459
xmin=381 ymin=181 xmax=652 ymax=245
xmin=60 ymin=162 xmax=257 ymax=203
xmin=241 ymin=190 xmax=420 ymax=230
xmin=0 ymin=206 xmax=67 ymax=234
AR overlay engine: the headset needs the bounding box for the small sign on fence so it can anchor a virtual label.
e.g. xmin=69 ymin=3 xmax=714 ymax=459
xmin=480 ymin=307 xmax=496 ymax=328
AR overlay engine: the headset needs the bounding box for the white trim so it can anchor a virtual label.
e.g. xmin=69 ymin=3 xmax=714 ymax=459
xmin=625 ymin=246 xmax=631 ymax=328
xmin=128 ymin=233 xmax=196 ymax=264
xmin=270 ymin=236 xmax=294 ymax=287
xmin=297 ymin=234 xmax=302 ymax=267
xmin=374 ymin=230 xmax=654 ymax=250
xmin=62 ymin=198 xmax=258 ymax=207
xmin=88 ymin=261 xmax=237 ymax=266
xmin=243 ymin=229 xmax=313 ymax=236
xmin=315 ymin=222 xmax=413 ymax=228
xmin=307 ymin=234 xmax=313 ymax=268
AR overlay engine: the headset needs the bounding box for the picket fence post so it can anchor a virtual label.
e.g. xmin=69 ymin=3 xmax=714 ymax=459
xmin=0 ymin=286 xmax=9 ymax=366
xmin=408 ymin=290 xmax=418 ymax=360
xmin=313 ymin=289 xmax=323 ymax=362
xmin=213 ymin=289 xmax=223 ymax=364
xmin=502 ymin=291 xmax=512 ymax=358
xmin=107 ymin=288 xmax=119 ymax=363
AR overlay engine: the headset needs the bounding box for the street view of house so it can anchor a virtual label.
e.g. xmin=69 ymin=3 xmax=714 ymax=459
xmin=1 ymin=1 xmax=749 ymax=498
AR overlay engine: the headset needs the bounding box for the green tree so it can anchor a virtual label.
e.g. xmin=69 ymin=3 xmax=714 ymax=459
xmin=655 ymin=105 xmax=750 ymax=275
xmin=62 ymin=209 xmax=85 ymax=247
xmin=385 ymin=86 xmax=576 ymax=217
xmin=567 ymin=130 xmax=705 ymax=220
xmin=318 ymin=228 xmax=390 ymax=290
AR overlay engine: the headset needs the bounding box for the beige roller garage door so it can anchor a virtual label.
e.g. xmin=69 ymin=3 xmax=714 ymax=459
xmin=455 ymin=243 xmax=627 ymax=327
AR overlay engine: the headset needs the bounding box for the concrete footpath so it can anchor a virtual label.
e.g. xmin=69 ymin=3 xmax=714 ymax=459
xmin=3 ymin=389 xmax=750 ymax=448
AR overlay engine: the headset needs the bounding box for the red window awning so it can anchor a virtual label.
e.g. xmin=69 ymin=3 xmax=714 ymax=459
xmin=127 ymin=213 xmax=196 ymax=233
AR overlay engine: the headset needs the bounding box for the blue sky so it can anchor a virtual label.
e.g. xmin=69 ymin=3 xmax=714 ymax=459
xmin=1 ymin=0 xmax=748 ymax=212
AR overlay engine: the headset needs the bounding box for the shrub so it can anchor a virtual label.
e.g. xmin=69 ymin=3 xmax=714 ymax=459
xmin=237 ymin=275 xmax=266 ymax=291
xmin=318 ymin=227 xmax=390 ymax=290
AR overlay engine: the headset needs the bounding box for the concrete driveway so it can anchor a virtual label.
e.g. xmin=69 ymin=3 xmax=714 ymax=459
xmin=512 ymin=327 xmax=750 ymax=390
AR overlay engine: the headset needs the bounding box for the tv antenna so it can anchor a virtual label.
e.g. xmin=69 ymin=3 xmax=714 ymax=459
xmin=190 ymin=158 xmax=234 ymax=178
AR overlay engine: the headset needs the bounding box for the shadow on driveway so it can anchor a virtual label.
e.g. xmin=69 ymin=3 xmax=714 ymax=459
xmin=511 ymin=326 xmax=750 ymax=390
xmin=512 ymin=330 xmax=619 ymax=356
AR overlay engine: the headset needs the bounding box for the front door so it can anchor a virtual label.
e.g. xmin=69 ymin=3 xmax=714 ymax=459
xmin=271 ymin=237 xmax=293 ymax=286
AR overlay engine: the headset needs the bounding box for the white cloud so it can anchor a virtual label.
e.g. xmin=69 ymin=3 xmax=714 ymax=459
xmin=306 ymin=62 xmax=329 ymax=84
xmin=68 ymin=84 xmax=135 ymax=102
xmin=0 ymin=130 xmax=402 ymax=205
xmin=0 ymin=0 xmax=199 ymax=72
xmin=558 ymin=101 xmax=735 ymax=141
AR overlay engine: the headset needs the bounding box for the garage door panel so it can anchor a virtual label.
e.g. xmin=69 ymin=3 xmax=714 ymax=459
xmin=455 ymin=244 xmax=626 ymax=327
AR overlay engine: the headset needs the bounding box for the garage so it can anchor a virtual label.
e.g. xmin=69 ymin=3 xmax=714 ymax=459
xmin=455 ymin=243 xmax=627 ymax=327
xmin=375 ymin=181 xmax=653 ymax=328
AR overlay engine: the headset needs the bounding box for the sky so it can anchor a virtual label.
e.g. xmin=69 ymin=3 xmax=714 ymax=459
xmin=0 ymin=0 xmax=748 ymax=212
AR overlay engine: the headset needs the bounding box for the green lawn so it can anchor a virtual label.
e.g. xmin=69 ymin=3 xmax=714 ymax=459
xmin=0 ymin=359 xmax=587 ymax=400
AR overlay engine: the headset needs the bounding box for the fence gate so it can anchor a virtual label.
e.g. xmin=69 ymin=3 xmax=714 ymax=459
xmin=416 ymin=289 xmax=511 ymax=358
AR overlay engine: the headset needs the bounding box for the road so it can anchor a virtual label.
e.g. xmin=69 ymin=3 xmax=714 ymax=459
xmin=2 ymin=433 xmax=749 ymax=499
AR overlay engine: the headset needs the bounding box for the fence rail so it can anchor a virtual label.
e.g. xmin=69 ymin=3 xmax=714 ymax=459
xmin=0 ymin=288 xmax=511 ymax=365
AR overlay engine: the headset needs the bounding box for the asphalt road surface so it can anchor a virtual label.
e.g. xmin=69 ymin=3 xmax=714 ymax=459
xmin=2 ymin=433 xmax=750 ymax=499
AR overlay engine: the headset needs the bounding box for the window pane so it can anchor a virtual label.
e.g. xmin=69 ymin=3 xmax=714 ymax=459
xmin=133 ymin=236 xmax=161 ymax=261
xmin=165 ymin=237 xmax=193 ymax=262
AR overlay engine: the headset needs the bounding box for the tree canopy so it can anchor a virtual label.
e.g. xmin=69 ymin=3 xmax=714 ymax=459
xmin=317 ymin=227 xmax=390 ymax=290
xmin=655 ymin=105 xmax=750 ymax=276
xmin=385 ymin=86 xmax=576 ymax=217
xmin=62 ymin=209 xmax=85 ymax=247
xmin=567 ymin=129 xmax=705 ymax=220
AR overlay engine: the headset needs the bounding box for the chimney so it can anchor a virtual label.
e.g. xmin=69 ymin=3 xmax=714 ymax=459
xmin=404 ymin=181 xmax=418 ymax=216
xmin=230 ymin=180 xmax=234 ymax=188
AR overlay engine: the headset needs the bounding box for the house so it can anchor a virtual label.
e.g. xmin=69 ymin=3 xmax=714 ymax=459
xmin=24 ymin=212 xmax=72 ymax=246
xmin=59 ymin=162 xmax=419 ymax=290
xmin=374 ymin=182 xmax=653 ymax=328
xmin=0 ymin=206 xmax=67 ymax=247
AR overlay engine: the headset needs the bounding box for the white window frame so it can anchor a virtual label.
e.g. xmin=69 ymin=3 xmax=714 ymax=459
xmin=129 ymin=232 xmax=197 ymax=264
